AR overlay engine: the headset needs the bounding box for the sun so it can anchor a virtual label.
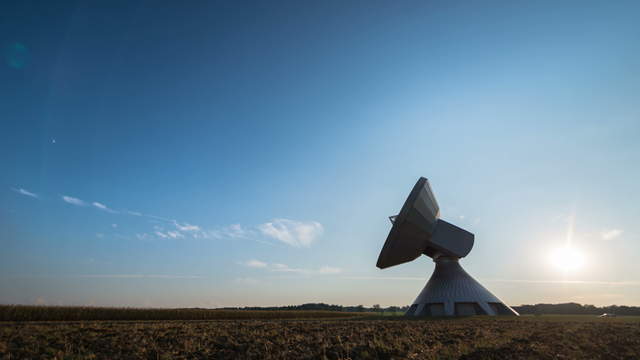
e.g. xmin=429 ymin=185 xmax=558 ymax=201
xmin=549 ymin=246 xmax=585 ymax=272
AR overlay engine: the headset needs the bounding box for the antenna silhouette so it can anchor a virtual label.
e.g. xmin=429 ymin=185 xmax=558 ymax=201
xmin=377 ymin=177 xmax=518 ymax=316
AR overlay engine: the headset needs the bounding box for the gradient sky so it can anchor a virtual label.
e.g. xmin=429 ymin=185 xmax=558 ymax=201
xmin=2 ymin=1 xmax=640 ymax=308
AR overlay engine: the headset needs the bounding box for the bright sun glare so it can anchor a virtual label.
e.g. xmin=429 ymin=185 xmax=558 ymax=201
xmin=550 ymin=246 xmax=586 ymax=272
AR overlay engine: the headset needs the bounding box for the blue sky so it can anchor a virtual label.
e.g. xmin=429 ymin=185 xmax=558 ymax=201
xmin=2 ymin=1 xmax=640 ymax=307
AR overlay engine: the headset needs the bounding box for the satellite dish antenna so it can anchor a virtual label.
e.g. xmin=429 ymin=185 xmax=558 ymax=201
xmin=377 ymin=177 xmax=518 ymax=316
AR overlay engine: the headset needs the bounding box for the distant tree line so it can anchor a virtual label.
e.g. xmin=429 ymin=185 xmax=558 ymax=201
xmin=0 ymin=305 xmax=360 ymax=322
xmin=223 ymin=302 xmax=640 ymax=315
xmin=513 ymin=303 xmax=640 ymax=316
xmin=221 ymin=303 xmax=410 ymax=313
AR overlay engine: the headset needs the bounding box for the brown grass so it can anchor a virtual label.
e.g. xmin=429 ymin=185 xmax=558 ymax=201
xmin=1 ymin=315 xmax=639 ymax=359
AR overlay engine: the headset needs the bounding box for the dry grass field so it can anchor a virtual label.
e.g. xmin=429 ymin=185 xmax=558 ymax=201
xmin=1 ymin=311 xmax=639 ymax=359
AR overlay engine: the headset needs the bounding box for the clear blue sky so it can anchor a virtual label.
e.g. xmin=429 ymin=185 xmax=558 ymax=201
xmin=2 ymin=0 xmax=639 ymax=307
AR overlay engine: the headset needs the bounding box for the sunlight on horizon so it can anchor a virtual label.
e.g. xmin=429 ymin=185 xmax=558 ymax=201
xmin=548 ymin=213 xmax=588 ymax=274
xmin=549 ymin=245 xmax=587 ymax=273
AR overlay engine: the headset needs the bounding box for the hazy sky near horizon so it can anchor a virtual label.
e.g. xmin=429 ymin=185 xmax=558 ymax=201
xmin=2 ymin=1 xmax=640 ymax=308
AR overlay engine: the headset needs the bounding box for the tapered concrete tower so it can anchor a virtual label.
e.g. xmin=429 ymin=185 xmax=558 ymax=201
xmin=377 ymin=177 xmax=518 ymax=316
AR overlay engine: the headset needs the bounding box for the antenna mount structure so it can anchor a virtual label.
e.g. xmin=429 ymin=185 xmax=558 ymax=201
xmin=377 ymin=177 xmax=518 ymax=316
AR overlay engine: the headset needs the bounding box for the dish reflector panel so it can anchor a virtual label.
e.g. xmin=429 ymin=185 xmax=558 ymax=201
xmin=376 ymin=177 xmax=474 ymax=269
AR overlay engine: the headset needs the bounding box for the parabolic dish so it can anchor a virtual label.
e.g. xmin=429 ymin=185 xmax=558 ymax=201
xmin=376 ymin=177 xmax=439 ymax=269
xmin=376 ymin=177 xmax=474 ymax=269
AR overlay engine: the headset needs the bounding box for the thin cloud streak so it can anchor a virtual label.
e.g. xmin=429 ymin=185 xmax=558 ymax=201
xmin=45 ymin=191 xmax=322 ymax=248
xmin=241 ymin=260 xmax=341 ymax=275
xmin=258 ymin=219 xmax=324 ymax=247
xmin=61 ymin=195 xmax=86 ymax=206
xmin=318 ymin=266 xmax=342 ymax=274
xmin=192 ymin=224 xmax=256 ymax=241
xmin=11 ymin=187 xmax=38 ymax=198
xmin=145 ymin=214 xmax=174 ymax=222
xmin=166 ymin=231 xmax=184 ymax=239
xmin=225 ymin=224 xmax=248 ymax=238
xmin=12 ymin=189 xmax=321 ymax=247
xmin=244 ymin=259 xmax=268 ymax=268
xmin=173 ymin=220 xmax=200 ymax=232
xmin=92 ymin=201 xmax=118 ymax=213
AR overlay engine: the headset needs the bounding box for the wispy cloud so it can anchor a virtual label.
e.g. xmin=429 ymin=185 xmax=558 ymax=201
xmin=150 ymin=220 xmax=320 ymax=245
xmin=152 ymin=228 xmax=185 ymax=239
xmin=50 ymin=196 xmax=323 ymax=248
xmin=192 ymin=230 xmax=220 ymax=240
xmin=14 ymin=188 xmax=326 ymax=248
xmin=241 ymin=260 xmax=341 ymax=275
xmin=17 ymin=190 xmax=325 ymax=248
xmin=11 ymin=187 xmax=38 ymax=198
xmin=92 ymin=202 xmax=108 ymax=210
xmin=166 ymin=231 xmax=184 ymax=239
xmin=258 ymin=219 xmax=323 ymax=247
xmin=92 ymin=201 xmax=118 ymax=214
xmin=61 ymin=195 xmax=86 ymax=206
xmin=146 ymin=214 xmax=173 ymax=222
xmin=155 ymin=231 xmax=169 ymax=239
xmin=601 ymin=229 xmax=623 ymax=240
xmin=193 ymin=224 xmax=255 ymax=240
xmin=136 ymin=233 xmax=151 ymax=240
xmin=243 ymin=259 xmax=268 ymax=268
xmin=318 ymin=266 xmax=342 ymax=274
xmin=271 ymin=263 xmax=302 ymax=273
xmin=226 ymin=224 xmax=247 ymax=238
xmin=173 ymin=220 xmax=201 ymax=232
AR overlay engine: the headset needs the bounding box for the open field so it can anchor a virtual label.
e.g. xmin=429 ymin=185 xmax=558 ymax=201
xmin=1 ymin=314 xmax=639 ymax=359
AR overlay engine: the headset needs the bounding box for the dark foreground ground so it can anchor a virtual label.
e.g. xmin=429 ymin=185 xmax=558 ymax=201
xmin=1 ymin=316 xmax=639 ymax=359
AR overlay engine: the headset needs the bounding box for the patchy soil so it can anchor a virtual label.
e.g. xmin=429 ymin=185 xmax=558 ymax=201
xmin=1 ymin=316 xmax=639 ymax=359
